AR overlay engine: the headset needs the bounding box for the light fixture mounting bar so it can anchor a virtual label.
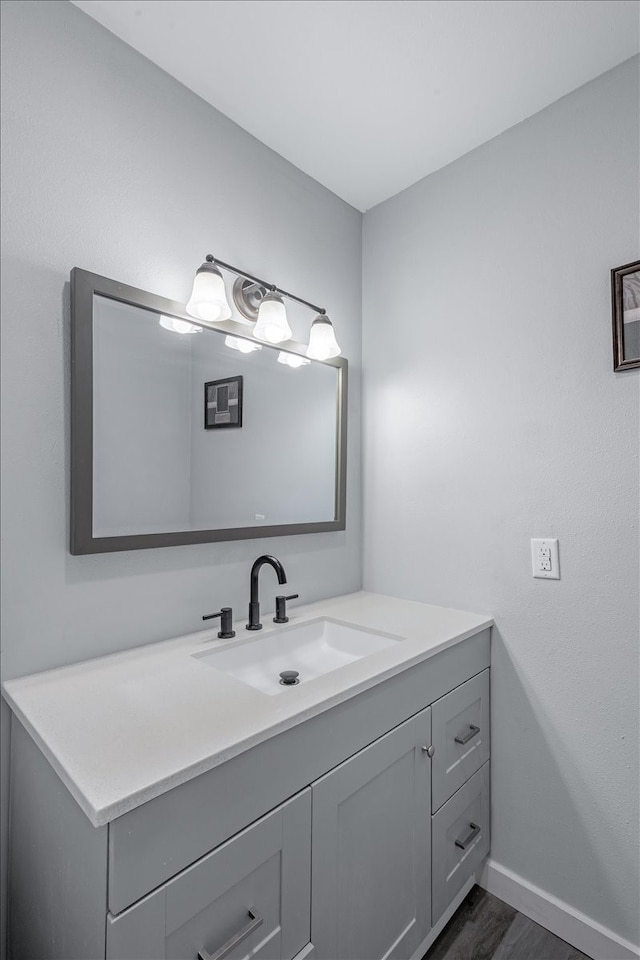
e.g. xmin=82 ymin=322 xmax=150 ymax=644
xmin=277 ymin=287 xmax=326 ymax=315
xmin=207 ymin=254 xmax=326 ymax=315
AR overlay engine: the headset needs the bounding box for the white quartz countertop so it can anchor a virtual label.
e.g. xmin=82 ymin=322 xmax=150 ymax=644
xmin=2 ymin=591 xmax=492 ymax=827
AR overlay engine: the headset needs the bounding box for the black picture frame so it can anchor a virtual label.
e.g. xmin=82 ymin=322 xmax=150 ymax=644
xmin=612 ymin=259 xmax=640 ymax=372
xmin=204 ymin=375 xmax=244 ymax=429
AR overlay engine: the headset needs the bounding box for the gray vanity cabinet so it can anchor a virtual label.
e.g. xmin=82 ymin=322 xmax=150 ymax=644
xmin=7 ymin=627 xmax=491 ymax=960
xmin=106 ymin=790 xmax=312 ymax=960
xmin=311 ymin=707 xmax=432 ymax=960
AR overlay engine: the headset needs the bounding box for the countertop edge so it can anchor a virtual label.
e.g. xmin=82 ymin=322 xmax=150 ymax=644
xmin=1 ymin=688 xmax=103 ymax=825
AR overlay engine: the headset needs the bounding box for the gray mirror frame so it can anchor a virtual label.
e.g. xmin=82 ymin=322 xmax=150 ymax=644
xmin=70 ymin=268 xmax=347 ymax=554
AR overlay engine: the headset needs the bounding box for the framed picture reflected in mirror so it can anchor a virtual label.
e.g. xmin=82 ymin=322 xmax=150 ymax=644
xmin=612 ymin=260 xmax=640 ymax=371
xmin=204 ymin=375 xmax=243 ymax=429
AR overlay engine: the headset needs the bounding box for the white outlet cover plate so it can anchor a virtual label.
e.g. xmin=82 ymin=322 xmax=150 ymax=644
xmin=531 ymin=538 xmax=560 ymax=579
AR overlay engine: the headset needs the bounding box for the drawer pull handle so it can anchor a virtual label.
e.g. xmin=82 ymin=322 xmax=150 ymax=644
xmin=455 ymin=822 xmax=481 ymax=850
xmin=455 ymin=723 xmax=480 ymax=745
xmin=197 ymin=908 xmax=263 ymax=960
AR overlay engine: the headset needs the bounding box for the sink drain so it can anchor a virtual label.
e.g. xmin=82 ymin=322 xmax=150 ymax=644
xmin=279 ymin=670 xmax=300 ymax=686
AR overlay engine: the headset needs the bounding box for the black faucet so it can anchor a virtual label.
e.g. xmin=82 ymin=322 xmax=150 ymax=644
xmin=247 ymin=555 xmax=287 ymax=631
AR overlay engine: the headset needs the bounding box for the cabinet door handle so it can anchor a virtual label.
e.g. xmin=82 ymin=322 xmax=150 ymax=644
xmin=455 ymin=723 xmax=480 ymax=745
xmin=454 ymin=822 xmax=481 ymax=850
xmin=197 ymin=908 xmax=263 ymax=960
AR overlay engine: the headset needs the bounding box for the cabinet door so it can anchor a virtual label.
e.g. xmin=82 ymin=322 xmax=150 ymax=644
xmin=311 ymin=707 xmax=431 ymax=960
xmin=107 ymin=789 xmax=311 ymax=960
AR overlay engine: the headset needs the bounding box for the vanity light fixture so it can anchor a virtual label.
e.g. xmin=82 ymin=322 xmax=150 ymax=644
xmin=277 ymin=351 xmax=310 ymax=368
xmin=224 ymin=335 xmax=262 ymax=354
xmin=253 ymin=292 xmax=291 ymax=344
xmin=306 ymin=315 xmax=341 ymax=360
xmin=159 ymin=315 xmax=202 ymax=335
xmin=185 ymin=254 xmax=341 ymax=357
xmin=185 ymin=258 xmax=233 ymax=323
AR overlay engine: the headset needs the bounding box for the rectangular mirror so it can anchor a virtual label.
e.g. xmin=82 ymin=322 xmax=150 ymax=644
xmin=70 ymin=269 xmax=347 ymax=553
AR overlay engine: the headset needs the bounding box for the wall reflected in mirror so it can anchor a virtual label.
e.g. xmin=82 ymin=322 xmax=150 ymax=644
xmin=93 ymin=295 xmax=338 ymax=536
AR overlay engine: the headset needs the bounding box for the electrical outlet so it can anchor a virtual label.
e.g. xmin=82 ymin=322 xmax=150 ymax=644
xmin=531 ymin=538 xmax=560 ymax=579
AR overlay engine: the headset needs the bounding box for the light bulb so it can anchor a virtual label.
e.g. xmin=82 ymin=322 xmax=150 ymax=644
xmin=306 ymin=315 xmax=341 ymax=360
xmin=185 ymin=261 xmax=232 ymax=323
xmin=159 ymin=315 xmax=202 ymax=335
xmin=277 ymin=351 xmax=310 ymax=368
xmin=253 ymin=293 xmax=291 ymax=344
xmin=224 ymin=335 xmax=262 ymax=354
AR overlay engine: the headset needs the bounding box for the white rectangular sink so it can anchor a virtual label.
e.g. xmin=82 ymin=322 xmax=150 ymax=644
xmin=194 ymin=618 xmax=403 ymax=695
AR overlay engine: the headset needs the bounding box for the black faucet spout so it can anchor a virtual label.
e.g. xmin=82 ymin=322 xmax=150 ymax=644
xmin=247 ymin=555 xmax=287 ymax=631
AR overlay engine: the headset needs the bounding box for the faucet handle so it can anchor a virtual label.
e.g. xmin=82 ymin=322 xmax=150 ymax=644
xmin=273 ymin=595 xmax=299 ymax=624
xmin=202 ymin=607 xmax=235 ymax=639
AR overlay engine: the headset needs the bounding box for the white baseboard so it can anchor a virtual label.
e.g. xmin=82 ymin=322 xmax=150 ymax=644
xmin=479 ymin=859 xmax=640 ymax=960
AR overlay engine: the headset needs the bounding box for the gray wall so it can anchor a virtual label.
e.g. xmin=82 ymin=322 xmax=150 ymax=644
xmin=0 ymin=0 xmax=362 ymax=677
xmin=0 ymin=3 xmax=362 ymax=954
xmin=363 ymin=57 xmax=639 ymax=946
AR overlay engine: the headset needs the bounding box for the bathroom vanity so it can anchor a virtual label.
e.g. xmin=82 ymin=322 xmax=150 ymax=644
xmin=3 ymin=592 xmax=492 ymax=960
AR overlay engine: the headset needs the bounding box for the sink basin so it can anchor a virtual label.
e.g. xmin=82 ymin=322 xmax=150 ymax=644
xmin=194 ymin=617 xmax=403 ymax=695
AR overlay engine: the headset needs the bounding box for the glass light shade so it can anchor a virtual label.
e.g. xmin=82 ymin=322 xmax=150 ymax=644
xmin=159 ymin=315 xmax=202 ymax=335
xmin=224 ymin=335 xmax=262 ymax=354
xmin=306 ymin=315 xmax=341 ymax=360
xmin=253 ymin=293 xmax=292 ymax=344
xmin=277 ymin=351 xmax=310 ymax=368
xmin=185 ymin=264 xmax=232 ymax=323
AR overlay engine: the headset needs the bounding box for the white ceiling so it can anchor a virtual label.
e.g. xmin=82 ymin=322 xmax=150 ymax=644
xmin=72 ymin=0 xmax=639 ymax=211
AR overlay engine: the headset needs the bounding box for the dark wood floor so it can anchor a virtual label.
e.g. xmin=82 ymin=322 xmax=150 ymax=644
xmin=423 ymin=887 xmax=592 ymax=960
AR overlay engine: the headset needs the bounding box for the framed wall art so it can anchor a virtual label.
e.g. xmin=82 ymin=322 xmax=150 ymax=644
xmin=204 ymin=375 xmax=243 ymax=429
xmin=611 ymin=260 xmax=640 ymax=371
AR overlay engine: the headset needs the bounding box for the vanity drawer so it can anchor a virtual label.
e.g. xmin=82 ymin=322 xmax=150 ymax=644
xmin=432 ymin=761 xmax=490 ymax=923
xmin=431 ymin=668 xmax=490 ymax=812
xmin=107 ymin=789 xmax=311 ymax=960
